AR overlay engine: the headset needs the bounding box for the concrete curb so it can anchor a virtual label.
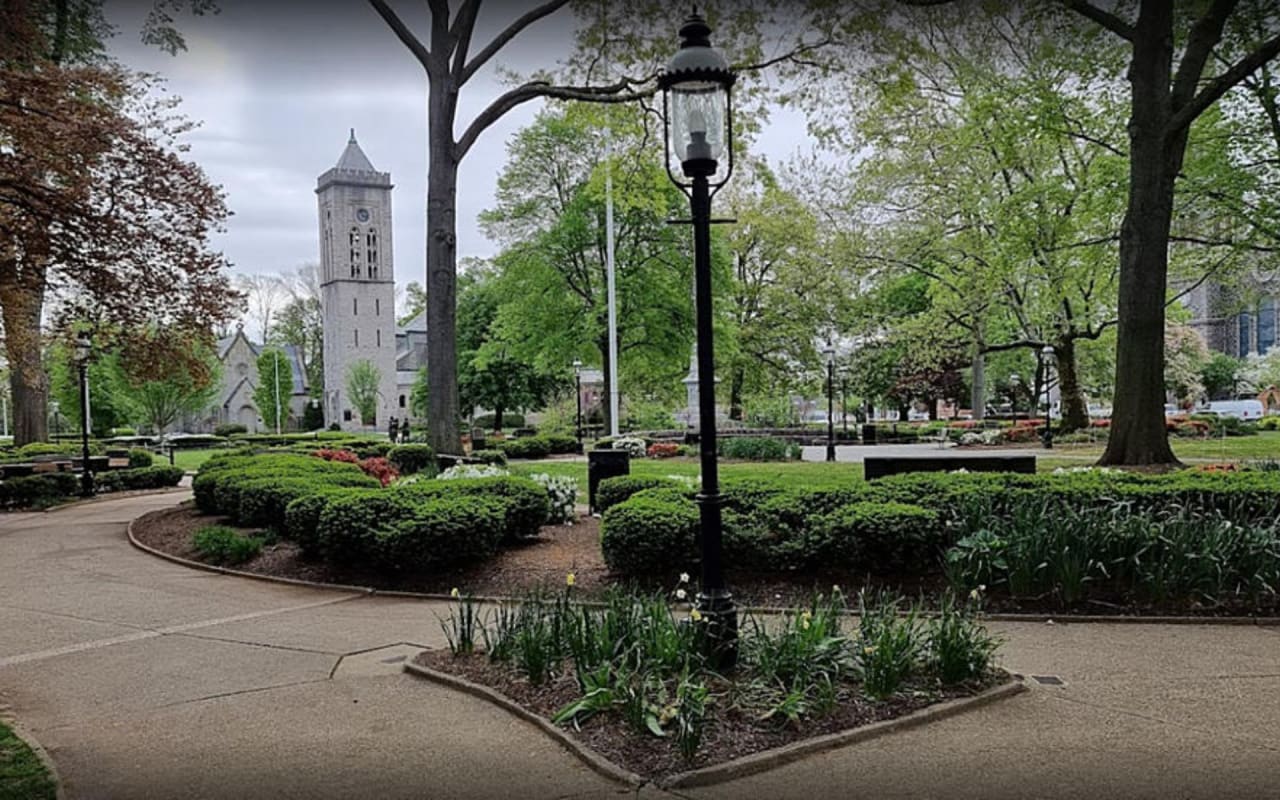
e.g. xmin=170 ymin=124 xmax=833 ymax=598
xmin=126 ymin=507 xmax=1280 ymax=627
xmin=403 ymin=658 xmax=1026 ymax=789
xmin=401 ymin=660 xmax=646 ymax=789
xmin=659 ymin=676 xmax=1028 ymax=789
xmin=1 ymin=713 xmax=67 ymax=800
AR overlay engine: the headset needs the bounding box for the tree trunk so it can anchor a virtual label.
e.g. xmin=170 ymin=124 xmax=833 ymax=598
xmin=728 ymin=366 xmax=744 ymax=421
xmin=970 ymin=346 xmax=985 ymax=420
xmin=493 ymin=407 xmax=504 ymax=433
xmin=426 ymin=71 xmax=461 ymax=454
xmin=1 ymin=273 xmax=48 ymax=445
xmin=1055 ymin=337 xmax=1089 ymax=432
xmin=1100 ymin=7 xmax=1182 ymax=466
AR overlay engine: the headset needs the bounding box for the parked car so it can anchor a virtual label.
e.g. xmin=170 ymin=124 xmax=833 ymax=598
xmin=1204 ymin=399 xmax=1265 ymax=420
xmin=1088 ymin=405 xmax=1113 ymax=418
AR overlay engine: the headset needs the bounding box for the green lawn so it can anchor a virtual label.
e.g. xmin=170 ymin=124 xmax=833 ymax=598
xmin=170 ymin=448 xmax=224 ymax=472
xmin=1034 ymin=430 xmax=1280 ymax=464
xmin=510 ymin=458 xmax=866 ymax=493
xmin=0 ymin=721 xmax=56 ymax=800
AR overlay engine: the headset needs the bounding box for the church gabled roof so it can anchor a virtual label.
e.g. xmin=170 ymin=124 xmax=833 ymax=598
xmin=335 ymin=128 xmax=377 ymax=173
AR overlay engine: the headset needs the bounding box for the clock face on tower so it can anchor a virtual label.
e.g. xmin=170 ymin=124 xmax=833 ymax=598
xmin=356 ymin=208 xmax=370 ymax=223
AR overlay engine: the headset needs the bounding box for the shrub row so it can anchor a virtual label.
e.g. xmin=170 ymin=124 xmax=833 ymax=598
xmin=718 ymin=437 xmax=800 ymax=462
xmin=192 ymin=453 xmax=381 ymax=530
xmin=499 ymin=433 xmax=578 ymax=460
xmin=0 ymin=473 xmax=79 ymax=509
xmin=95 ymin=466 xmax=184 ymax=493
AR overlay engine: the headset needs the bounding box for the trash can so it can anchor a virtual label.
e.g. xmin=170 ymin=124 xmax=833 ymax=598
xmin=471 ymin=428 xmax=488 ymax=451
xmin=861 ymin=424 xmax=877 ymax=445
xmin=588 ymin=449 xmax=631 ymax=515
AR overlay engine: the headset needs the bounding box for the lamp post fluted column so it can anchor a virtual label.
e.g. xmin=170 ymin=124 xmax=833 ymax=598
xmin=74 ymin=336 xmax=93 ymax=498
xmin=573 ymin=359 xmax=584 ymax=453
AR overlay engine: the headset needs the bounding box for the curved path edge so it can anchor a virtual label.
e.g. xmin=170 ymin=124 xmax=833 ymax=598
xmin=402 ymin=659 xmax=1027 ymax=790
xmin=1 ymin=712 xmax=66 ymax=800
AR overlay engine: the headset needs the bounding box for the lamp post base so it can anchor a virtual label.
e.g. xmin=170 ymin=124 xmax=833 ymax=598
xmin=694 ymin=590 xmax=738 ymax=670
xmin=826 ymin=444 xmax=837 ymax=462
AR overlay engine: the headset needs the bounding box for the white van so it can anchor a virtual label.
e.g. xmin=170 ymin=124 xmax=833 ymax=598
xmin=1205 ymin=399 xmax=1265 ymax=420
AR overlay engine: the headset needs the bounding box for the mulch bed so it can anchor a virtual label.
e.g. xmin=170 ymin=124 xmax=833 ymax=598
xmin=412 ymin=649 xmax=1003 ymax=781
xmin=132 ymin=503 xmax=1280 ymax=617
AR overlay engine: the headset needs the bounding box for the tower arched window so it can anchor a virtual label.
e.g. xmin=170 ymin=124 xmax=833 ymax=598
xmin=366 ymin=229 xmax=379 ymax=279
xmin=349 ymin=227 xmax=361 ymax=278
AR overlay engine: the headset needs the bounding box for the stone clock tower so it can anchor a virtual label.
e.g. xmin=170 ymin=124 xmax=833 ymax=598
xmin=317 ymin=130 xmax=398 ymax=431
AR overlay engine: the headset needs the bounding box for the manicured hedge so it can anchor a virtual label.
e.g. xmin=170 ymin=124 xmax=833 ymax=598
xmin=0 ymin=473 xmax=79 ymax=509
xmin=718 ymin=437 xmax=799 ymax=462
xmin=470 ymin=449 xmax=508 ymax=466
xmin=192 ymin=453 xmax=379 ymax=519
xmin=95 ymin=465 xmax=185 ymax=493
xmin=601 ymin=494 xmax=699 ymax=575
xmin=596 ymin=476 xmax=686 ymax=512
xmin=500 ymin=437 xmax=552 ymax=460
xmin=474 ymin=413 xmax=525 ymax=430
xmin=395 ymin=476 xmax=550 ymax=540
xmin=388 ymin=443 xmax=437 ymax=476
xmin=282 ymin=487 xmax=376 ymax=554
xmin=317 ymin=491 xmax=508 ymax=570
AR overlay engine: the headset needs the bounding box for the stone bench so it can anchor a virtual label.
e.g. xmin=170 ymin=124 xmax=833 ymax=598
xmin=864 ymin=454 xmax=1036 ymax=481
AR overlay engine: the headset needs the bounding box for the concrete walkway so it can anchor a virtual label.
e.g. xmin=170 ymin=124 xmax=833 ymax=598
xmin=0 ymin=493 xmax=1277 ymax=799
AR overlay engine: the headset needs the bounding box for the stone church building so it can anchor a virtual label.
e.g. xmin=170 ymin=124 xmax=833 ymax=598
xmin=202 ymin=132 xmax=426 ymax=433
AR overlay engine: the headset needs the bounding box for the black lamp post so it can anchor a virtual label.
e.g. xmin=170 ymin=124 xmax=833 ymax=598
xmin=660 ymin=9 xmax=738 ymax=667
xmin=823 ymin=343 xmax=836 ymax=462
xmin=841 ymin=377 xmax=849 ymax=435
xmin=74 ymin=335 xmax=94 ymax=497
xmin=1041 ymin=344 xmax=1055 ymax=449
xmin=573 ymin=359 xmax=584 ymax=452
xmin=1009 ymin=373 xmax=1020 ymax=421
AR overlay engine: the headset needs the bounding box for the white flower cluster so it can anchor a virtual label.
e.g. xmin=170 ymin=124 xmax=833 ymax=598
xmin=436 ymin=464 xmax=510 ymax=481
xmin=958 ymin=430 xmax=1004 ymax=446
xmin=1051 ymin=466 xmax=1120 ymax=475
xmin=666 ymin=474 xmax=698 ymax=488
xmin=530 ymin=473 xmax=579 ymax=524
xmin=612 ymin=436 xmax=648 ymax=458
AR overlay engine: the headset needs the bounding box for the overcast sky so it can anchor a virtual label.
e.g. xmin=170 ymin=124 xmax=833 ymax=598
xmin=104 ymin=0 xmax=812 ymax=296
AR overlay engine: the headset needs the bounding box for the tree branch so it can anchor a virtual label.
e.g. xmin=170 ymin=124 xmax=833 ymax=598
xmin=450 ymin=0 xmax=481 ymax=81
xmin=460 ymin=0 xmax=572 ymax=86
xmin=1169 ymin=31 xmax=1280 ymax=134
xmin=1060 ymin=0 xmax=1135 ymax=41
xmin=366 ymin=0 xmax=433 ymax=75
xmin=1170 ymin=0 xmax=1238 ymax=115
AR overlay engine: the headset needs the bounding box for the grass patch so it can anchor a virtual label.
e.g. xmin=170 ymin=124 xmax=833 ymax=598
xmin=0 ymin=721 xmax=56 ymax=800
xmin=171 ymin=448 xmax=224 ymax=472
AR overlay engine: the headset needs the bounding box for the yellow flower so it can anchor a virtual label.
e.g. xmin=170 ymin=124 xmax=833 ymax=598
xmin=863 ymin=645 xmax=877 ymax=656
xmin=450 ymin=587 xmax=460 ymax=598
xmin=690 ymin=608 xmax=703 ymax=622
xmin=566 ymin=572 xmax=576 ymax=587
xmin=801 ymin=618 xmax=811 ymax=631
xmin=969 ymin=588 xmax=981 ymax=601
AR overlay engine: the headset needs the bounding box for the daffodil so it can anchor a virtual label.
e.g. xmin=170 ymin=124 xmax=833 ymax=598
xmin=565 ymin=572 xmax=576 ymax=588
xmin=800 ymin=610 xmax=812 ymax=631
xmin=969 ymin=588 xmax=980 ymax=601
xmin=690 ymin=608 xmax=703 ymax=622
xmin=675 ymin=588 xmax=687 ymax=600
xmin=679 ymin=572 xmax=690 ymax=584
xmin=450 ymin=587 xmax=460 ymax=598
xmin=863 ymin=645 xmax=877 ymax=656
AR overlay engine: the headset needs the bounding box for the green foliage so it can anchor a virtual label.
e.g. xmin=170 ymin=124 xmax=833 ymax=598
xmin=470 ymin=449 xmax=508 ymax=466
xmin=48 ymin=342 xmax=124 ymax=436
xmin=474 ymin=413 xmax=525 ymax=431
xmin=1201 ymin=353 xmax=1244 ymax=400
xmin=252 ymin=348 xmax=294 ymax=433
xmin=857 ymin=595 xmax=923 ymax=700
xmin=388 ymin=444 xmax=438 ymax=476
xmin=928 ymin=594 xmax=1002 ymax=684
xmin=396 ymin=476 xmax=550 ymax=540
xmin=718 ymin=437 xmax=800 ymax=462
xmin=595 ymin=475 xmax=684 ymax=513
xmin=0 ymin=473 xmax=79 ymax=509
xmin=109 ymin=333 xmax=222 ymax=435
xmin=600 ymin=495 xmax=699 ymax=575
xmin=95 ymin=465 xmax=184 ymax=493
xmin=346 ymin=359 xmax=381 ymax=426
xmin=192 ymin=525 xmax=263 ymax=565
xmin=282 ymin=487 xmax=375 ymax=554
xmin=0 ymin=719 xmax=58 ymax=800
xmin=317 ymin=492 xmax=507 ymax=571
xmin=499 ymin=436 xmax=551 ymax=460
xmin=214 ymin=423 xmax=248 ymax=437
xmin=126 ymin=448 xmax=154 ymax=468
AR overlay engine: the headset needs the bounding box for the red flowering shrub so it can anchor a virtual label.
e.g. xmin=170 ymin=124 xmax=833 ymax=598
xmin=647 ymin=443 xmax=680 ymax=459
xmin=1001 ymin=425 xmax=1039 ymax=444
xmin=1172 ymin=419 xmax=1211 ymax=437
xmin=1197 ymin=462 xmax=1240 ymax=473
xmin=357 ymin=457 xmax=399 ymax=486
xmin=1089 ymin=418 xmax=1111 ymax=428
xmin=313 ymin=448 xmax=359 ymax=464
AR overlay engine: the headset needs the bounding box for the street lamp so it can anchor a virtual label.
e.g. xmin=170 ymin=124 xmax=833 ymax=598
xmin=660 ymin=9 xmax=738 ymax=667
xmin=50 ymin=400 xmax=61 ymax=437
xmin=73 ymin=335 xmax=94 ymax=497
xmin=1040 ymin=344 xmax=1056 ymax=449
xmin=823 ymin=343 xmax=837 ymax=462
xmin=1009 ymin=374 xmax=1020 ymax=421
xmin=573 ymin=359 xmax=584 ymax=452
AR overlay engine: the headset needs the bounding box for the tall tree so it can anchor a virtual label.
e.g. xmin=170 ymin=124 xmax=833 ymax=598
xmin=270 ymin=264 xmax=323 ymax=393
xmin=365 ymin=0 xmax=822 ymax=452
xmin=0 ymin=0 xmax=238 ymax=445
xmin=252 ymin=347 xmax=293 ymax=433
xmin=109 ymin=327 xmax=221 ymax=434
xmin=237 ymin=273 xmax=285 ymax=345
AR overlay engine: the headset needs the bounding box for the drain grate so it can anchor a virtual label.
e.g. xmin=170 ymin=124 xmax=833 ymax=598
xmin=1031 ymin=675 xmax=1065 ymax=686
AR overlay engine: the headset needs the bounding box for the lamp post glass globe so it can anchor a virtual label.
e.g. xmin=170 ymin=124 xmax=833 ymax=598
xmin=661 ymin=9 xmax=737 ymax=668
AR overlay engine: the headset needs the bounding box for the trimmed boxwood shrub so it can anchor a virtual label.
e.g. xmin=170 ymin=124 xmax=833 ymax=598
xmin=236 ymin=472 xmax=381 ymax=529
xmin=471 ymin=449 xmax=508 ymax=466
xmin=317 ymin=492 xmax=508 ymax=569
xmin=813 ymin=502 xmax=940 ymax=571
xmin=283 ymin=487 xmax=376 ymax=554
xmin=500 ymin=437 xmax=552 ymax=460
xmin=388 ymin=443 xmax=438 ymax=476
xmin=540 ymin=434 xmax=580 ymax=455
xmin=601 ymin=494 xmax=699 ymax=575
xmin=0 ymin=473 xmax=79 ymax=509
xmin=474 ymin=413 xmax=525 ymax=430
xmin=96 ymin=465 xmax=185 ymax=493
xmin=214 ymin=423 xmax=248 ymax=438
xmin=396 ymin=476 xmax=549 ymax=540
xmin=126 ymin=448 xmax=154 ymax=468
xmin=718 ymin=437 xmax=798 ymax=461
xmin=596 ymin=476 xmax=685 ymax=513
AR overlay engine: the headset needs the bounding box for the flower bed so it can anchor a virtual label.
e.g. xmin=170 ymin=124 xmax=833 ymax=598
xmin=421 ymin=585 xmax=1007 ymax=780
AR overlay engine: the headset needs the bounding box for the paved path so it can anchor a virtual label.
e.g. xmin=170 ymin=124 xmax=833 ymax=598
xmin=1 ymin=493 xmax=1278 ymax=799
